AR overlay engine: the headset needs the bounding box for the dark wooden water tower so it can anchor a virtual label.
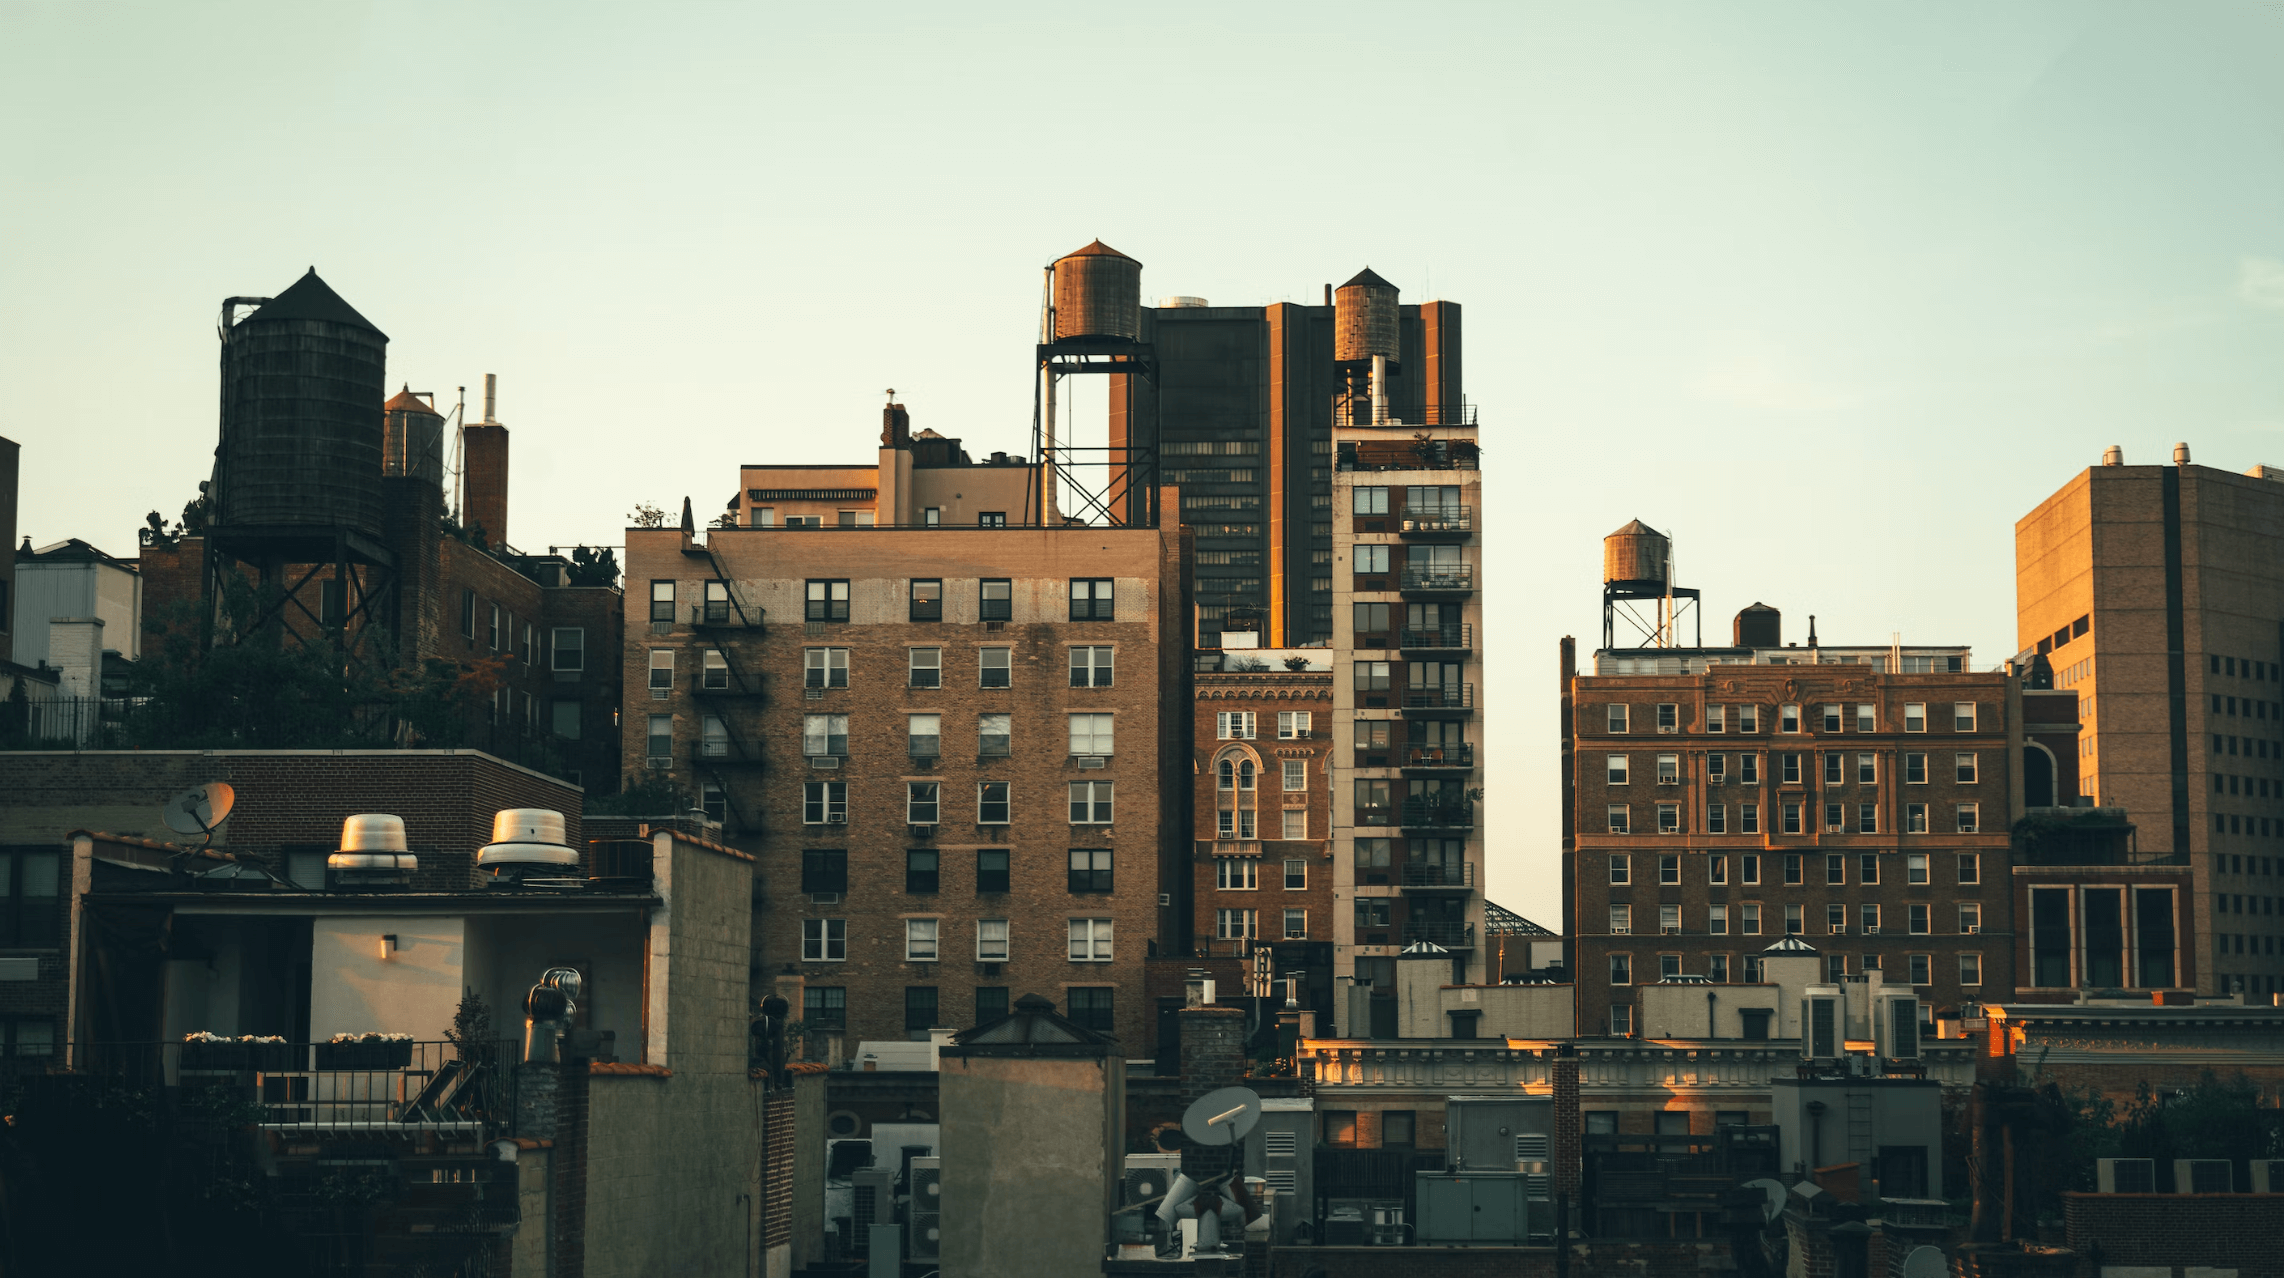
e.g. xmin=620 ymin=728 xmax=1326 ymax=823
xmin=204 ymin=268 xmax=398 ymax=658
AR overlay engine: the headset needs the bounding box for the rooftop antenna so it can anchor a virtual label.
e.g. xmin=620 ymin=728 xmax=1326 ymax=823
xmin=446 ymin=386 xmax=467 ymax=524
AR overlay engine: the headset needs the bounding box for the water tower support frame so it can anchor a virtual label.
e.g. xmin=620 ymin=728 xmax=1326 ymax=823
xmin=202 ymin=524 xmax=399 ymax=662
xmin=1602 ymin=582 xmax=1701 ymax=650
xmin=1026 ymin=336 xmax=1162 ymax=528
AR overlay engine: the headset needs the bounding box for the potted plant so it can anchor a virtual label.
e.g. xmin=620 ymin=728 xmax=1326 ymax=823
xmin=181 ymin=1031 xmax=247 ymax=1071
xmin=244 ymin=1035 xmax=303 ymax=1072
xmin=316 ymin=1032 xmax=414 ymax=1070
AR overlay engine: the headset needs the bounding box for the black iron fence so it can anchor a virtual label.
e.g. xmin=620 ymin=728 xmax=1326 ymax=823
xmin=1400 ymin=564 xmax=1475 ymax=591
xmin=1399 ymin=624 xmax=1473 ymax=650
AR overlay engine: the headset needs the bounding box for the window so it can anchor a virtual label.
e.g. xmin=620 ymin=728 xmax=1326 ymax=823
xmin=1658 ymin=953 xmax=1684 ymax=980
xmin=979 ymin=646 xmax=1011 ymax=688
xmin=1065 ymin=987 xmax=1113 ymax=1033
xmin=1783 ymin=854 xmax=1805 ymax=885
xmin=1353 ymin=486 xmax=1389 ymax=515
xmin=1352 ymin=662 xmax=1391 ymax=697
xmin=1739 ymin=753 xmax=1760 ymax=784
xmin=1828 ymin=955 xmax=1849 ymax=981
xmin=803 ymin=714 xmax=849 ymax=757
xmin=459 ymin=588 xmax=477 ymax=639
xmin=1355 ymin=838 xmax=1393 ymax=870
xmin=979 ymin=578 xmax=1012 ymax=621
xmin=1905 ymin=803 xmax=1928 ymax=833
xmin=801 ymin=849 xmax=847 ymax=895
xmin=804 ymin=647 xmax=849 ymax=689
xmin=1907 ymin=853 xmax=1929 ymax=884
xmin=1904 ymin=752 xmax=1927 ymax=784
xmin=980 ymin=983 xmax=1014 ymax=1025
xmin=1355 ymin=898 xmax=1392 ymax=930
xmin=1954 ymin=801 xmax=1981 ymax=833
xmin=1856 ymin=703 xmax=1875 ymax=732
xmin=649 ymin=581 xmax=675 ymax=624
xmin=976 ymin=849 xmax=1010 ymax=893
xmin=1951 ymin=752 xmax=1979 ymax=784
xmin=977 ymin=782 xmax=1011 ymax=825
xmin=1858 ymin=753 xmax=1877 ymax=784
xmin=1823 ymin=753 xmax=1843 ymax=786
xmin=1070 ymin=848 xmax=1113 ymax=893
xmin=1608 ymin=904 xmax=1633 ymax=937
xmin=1657 ymin=703 xmax=1679 ymax=733
xmin=1959 ymin=952 xmax=1983 ymax=985
xmin=1657 ymin=754 xmax=1680 ymax=784
xmin=700 ymin=649 xmax=729 ymax=691
xmin=1858 ymin=804 xmax=1879 ymax=833
xmin=1710 ymin=855 xmax=1729 ymax=885
xmin=1070 ymin=578 xmax=1114 ymax=620
xmin=978 ymin=713 xmax=1011 ymax=758
xmin=1607 ymin=704 xmax=1629 ymax=733
xmin=1954 ymin=702 xmax=1977 ymax=731
xmin=906 ymin=987 xmax=939 ymax=1034
xmin=1069 ymin=713 xmax=1114 ymax=756
xmin=1957 ymin=852 xmax=1980 ymax=884
xmin=1824 ymin=854 xmax=1845 ymax=886
xmin=551 ymin=627 xmax=584 ymax=672
xmin=701 ymin=714 xmax=728 ymax=757
xmin=1608 ymin=854 xmax=1631 ymax=885
xmin=977 ymin=511 xmax=1007 ymax=528
xmin=1069 ymin=781 xmax=1114 ymax=824
xmin=1907 ymin=903 xmax=1930 ymax=935
xmin=1277 ymin=711 xmax=1314 ymax=739
xmin=1860 ymin=854 xmax=1880 ymax=885
xmin=805 ymin=579 xmax=850 ymax=622
xmin=1824 ymin=802 xmax=1844 ymax=833
xmin=1609 ymin=954 xmax=1633 ymax=985
xmin=1822 ymin=705 xmax=1842 ymax=732
xmin=1906 ymin=953 xmax=1931 ymax=986
xmin=1707 ymin=804 xmax=1727 ymax=834
xmin=1353 ymin=602 xmax=1391 ymax=638
xmin=908 ymin=713 xmax=941 ymax=758
xmin=906 ymin=849 xmax=940 ymax=894
xmin=1279 ymin=759 xmax=1310 ymax=795
xmin=1709 ymin=903 xmax=1729 ymax=935
xmin=1282 ymin=809 xmax=1308 ymax=840
xmin=1656 ymin=854 xmax=1680 ymax=886
xmin=1658 ymin=803 xmax=1681 ymax=833
xmin=909 ymin=648 xmax=942 ymax=688
xmin=1780 ymin=704 xmax=1801 ymax=733
xmin=1353 ymin=720 xmax=1391 ymax=753
xmin=804 ymin=986 xmax=847 ymax=1030
xmin=1782 ymin=802 xmax=1803 ymax=835
xmin=648 ymin=649 xmax=674 ymax=697
xmin=1218 ymin=711 xmax=1258 ymax=740
xmin=1607 ymin=804 xmax=1630 ymax=834
xmin=905 ymin=919 xmax=939 ymax=961
xmin=1354 ymin=545 xmax=1391 ymax=575
xmin=645 ymin=713 xmax=672 ymax=762
xmin=1216 ymin=858 xmax=1259 ymax=891
xmin=1738 ymin=705 xmax=1760 ymax=733
xmin=906 ymin=782 xmax=940 ymax=825
xmin=1068 ymin=918 xmax=1114 ymax=961
xmin=1861 ymin=903 xmax=1882 ymax=934
xmin=802 ymin=918 xmax=847 ymax=962
xmin=1828 ymin=903 xmax=1848 ymax=935
xmin=1740 ymin=903 xmax=1762 ymax=936
xmin=1785 ymin=903 xmax=1804 ymax=935
xmin=1705 ymin=705 xmax=1727 ymax=734
xmin=0 ymin=851 xmax=62 ymax=948
xmin=1660 ymin=905 xmax=1681 ymax=936
xmin=1607 ymin=755 xmax=1630 ymax=785
xmin=1070 ymin=646 xmax=1114 ymax=687
xmin=909 ymin=578 xmax=943 ymax=621
xmin=1904 ymin=703 xmax=1926 ymax=733
xmin=1283 ymin=858 xmax=1308 ymax=890
xmin=976 ymin=919 xmax=1008 ymax=962
xmin=1740 ymin=803 xmax=1760 ymax=834
xmin=803 ymin=782 xmax=848 ymax=824
xmin=1216 ymin=908 xmax=1258 ymax=940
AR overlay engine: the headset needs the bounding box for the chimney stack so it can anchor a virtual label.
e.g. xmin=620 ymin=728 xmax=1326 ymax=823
xmin=462 ymin=373 xmax=510 ymax=548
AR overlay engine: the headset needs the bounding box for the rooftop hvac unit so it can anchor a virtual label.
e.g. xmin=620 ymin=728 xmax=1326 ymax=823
xmin=1368 ymin=1205 xmax=1407 ymax=1246
xmin=1322 ymin=1203 xmax=1366 ymax=1246
xmin=1875 ymin=994 xmax=1921 ymax=1060
xmin=2250 ymin=1159 xmax=2284 ymax=1193
xmin=2096 ymin=1158 xmax=2154 ymax=1193
xmin=850 ymin=1167 xmax=897 ymax=1250
xmin=1122 ymin=1153 xmax=1180 ymax=1208
xmin=1802 ymin=986 xmax=1842 ymax=1060
xmin=2175 ymin=1159 xmax=2233 ymax=1194
xmin=906 ymin=1157 xmax=941 ymax=1262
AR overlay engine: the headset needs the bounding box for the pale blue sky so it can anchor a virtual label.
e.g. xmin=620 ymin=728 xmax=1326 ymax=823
xmin=5 ymin=2 xmax=2280 ymax=919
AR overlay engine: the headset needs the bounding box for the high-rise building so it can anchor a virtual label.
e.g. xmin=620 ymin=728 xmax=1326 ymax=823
xmin=2016 ymin=445 xmax=2284 ymax=997
xmin=1564 ymin=552 xmax=2015 ymax=1038
xmin=1095 ymin=255 xmax=1464 ymax=647
xmin=1329 ymin=390 xmax=1487 ymax=1002
xmin=623 ymin=404 xmax=1189 ymax=1048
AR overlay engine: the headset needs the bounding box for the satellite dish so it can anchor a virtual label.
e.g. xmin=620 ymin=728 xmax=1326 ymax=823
xmin=1901 ymin=1247 xmax=1945 ymax=1278
xmin=1744 ymin=1178 xmax=1786 ymax=1224
xmin=162 ymin=783 xmax=236 ymax=839
xmin=1181 ymin=1086 xmax=1263 ymax=1147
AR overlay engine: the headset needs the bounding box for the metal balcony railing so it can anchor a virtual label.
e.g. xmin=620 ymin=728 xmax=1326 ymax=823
xmin=1355 ymin=804 xmax=1397 ymax=828
xmin=1404 ymin=743 xmax=1475 ymax=768
xmin=692 ymin=602 xmax=765 ymax=630
xmin=1400 ymin=860 xmax=1474 ymax=889
xmin=1341 ymin=403 xmax=1479 ymax=427
xmin=1400 ymin=564 xmax=1474 ymax=591
xmin=1399 ymin=624 xmax=1472 ymax=650
xmin=1401 ymin=921 xmax=1476 ymax=949
xmin=1403 ymin=684 xmax=1474 ymax=710
xmin=1400 ymin=507 xmax=1472 ymax=535
xmin=1400 ymin=798 xmax=1476 ymax=829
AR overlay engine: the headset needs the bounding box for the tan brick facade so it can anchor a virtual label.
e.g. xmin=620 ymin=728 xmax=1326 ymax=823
xmin=621 ymin=504 xmax=1187 ymax=1051
xmin=1568 ymin=660 xmax=2016 ymax=1034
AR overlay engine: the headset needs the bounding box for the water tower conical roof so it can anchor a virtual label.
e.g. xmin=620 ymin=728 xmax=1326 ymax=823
xmin=250 ymin=268 xmax=385 ymax=338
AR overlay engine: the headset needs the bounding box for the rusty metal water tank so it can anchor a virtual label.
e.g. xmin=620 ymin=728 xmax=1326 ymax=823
xmin=382 ymin=385 xmax=444 ymax=486
xmin=1603 ymin=520 xmax=1670 ymax=587
xmin=1334 ymin=267 xmax=1400 ymax=364
xmin=216 ymin=269 xmax=388 ymax=535
xmin=1052 ymin=240 xmax=1142 ymax=341
xmin=1734 ymin=603 xmax=1782 ymax=648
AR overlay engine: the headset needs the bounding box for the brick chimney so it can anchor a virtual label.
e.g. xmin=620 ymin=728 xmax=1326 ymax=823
xmin=1551 ymin=1043 xmax=1581 ymax=1202
xmin=1177 ymin=1004 xmax=1247 ymax=1182
xmin=463 ymin=373 xmax=509 ymax=548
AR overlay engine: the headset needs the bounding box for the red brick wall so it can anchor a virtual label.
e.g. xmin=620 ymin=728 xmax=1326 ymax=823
xmin=1192 ymin=671 xmax=1335 ymax=956
xmin=2063 ymin=1191 xmax=2284 ymax=1277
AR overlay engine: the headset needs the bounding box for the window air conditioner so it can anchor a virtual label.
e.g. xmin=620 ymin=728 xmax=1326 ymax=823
xmin=810 ymin=756 xmax=841 ymax=769
xmin=1079 ymin=756 xmax=1107 ymax=770
xmin=1662 ymin=925 xmax=1680 ymax=935
xmin=646 ymin=757 xmax=671 ymax=770
xmin=811 ymin=893 xmax=841 ymax=906
xmin=826 ymin=815 xmax=847 ymax=825
xmin=1964 ymin=924 xmax=1979 ymax=934
xmin=1865 ymin=927 xmax=1880 ymax=935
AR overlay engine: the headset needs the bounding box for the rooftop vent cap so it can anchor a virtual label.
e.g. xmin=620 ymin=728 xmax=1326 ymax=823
xmin=478 ymin=807 xmax=580 ymax=867
xmin=2102 ymin=445 xmax=2124 ymax=466
xmin=2174 ymin=442 xmax=2192 ymax=465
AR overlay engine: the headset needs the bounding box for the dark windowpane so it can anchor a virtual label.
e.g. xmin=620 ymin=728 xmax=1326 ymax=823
xmin=800 ymin=849 xmax=847 ymax=895
xmin=977 ymin=850 xmax=1010 ymax=894
xmin=904 ymin=987 xmax=939 ymax=1034
xmin=975 ymin=986 xmax=1010 ymax=1025
xmin=906 ymin=849 xmax=939 ymax=894
xmin=1067 ymin=987 xmax=1113 ymax=1033
xmin=803 ymin=986 xmax=847 ymax=1030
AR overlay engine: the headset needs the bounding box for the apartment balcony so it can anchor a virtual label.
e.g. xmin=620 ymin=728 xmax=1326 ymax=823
xmin=1400 ymin=920 xmax=1476 ymax=950
xmin=1400 ymin=507 xmax=1473 ymax=539
xmin=1400 ymin=860 xmax=1475 ymax=891
xmin=1402 ymin=744 xmax=1475 ymax=772
xmin=1400 ymin=799 xmax=1476 ymax=831
xmin=1402 ymin=684 xmax=1474 ymax=716
xmin=1400 ymin=564 xmax=1474 ymax=594
xmin=1398 ymin=624 xmax=1472 ymax=653
xmin=690 ymin=602 xmax=766 ymax=632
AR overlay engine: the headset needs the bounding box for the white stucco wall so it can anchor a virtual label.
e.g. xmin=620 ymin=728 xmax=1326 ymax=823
xmin=310 ymin=915 xmax=467 ymax=1041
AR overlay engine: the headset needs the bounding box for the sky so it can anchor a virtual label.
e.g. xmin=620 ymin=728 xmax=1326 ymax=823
xmin=4 ymin=1 xmax=2281 ymax=921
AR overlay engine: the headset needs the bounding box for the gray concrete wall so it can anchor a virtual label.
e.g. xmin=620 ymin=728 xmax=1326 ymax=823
xmin=939 ymin=1052 xmax=1121 ymax=1278
xmin=792 ymin=1070 xmax=827 ymax=1273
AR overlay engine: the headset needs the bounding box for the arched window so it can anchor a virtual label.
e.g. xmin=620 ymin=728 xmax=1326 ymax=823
xmin=1214 ymin=746 xmax=1261 ymax=840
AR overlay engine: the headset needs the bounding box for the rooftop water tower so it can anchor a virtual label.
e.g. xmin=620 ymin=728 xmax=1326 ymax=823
xmin=1030 ymin=239 xmax=1161 ymax=529
xmin=1601 ymin=519 xmax=1701 ymax=649
xmin=1333 ymin=268 xmax=1401 ymax=426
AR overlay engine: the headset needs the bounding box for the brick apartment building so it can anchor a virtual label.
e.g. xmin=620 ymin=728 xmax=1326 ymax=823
xmin=1329 ymin=393 xmax=1488 ymax=999
xmin=1187 ymin=642 xmax=1336 ymax=1015
xmin=622 ymin=403 xmax=1189 ymax=1050
xmin=2017 ymin=445 xmax=2284 ymax=997
xmin=1564 ymin=600 xmax=2016 ymax=1037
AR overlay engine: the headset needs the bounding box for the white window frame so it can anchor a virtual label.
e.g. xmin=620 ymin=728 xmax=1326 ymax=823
xmin=802 ymin=918 xmax=846 ymax=962
xmin=1068 ymin=712 xmax=1115 ymax=757
xmin=906 ymin=781 xmax=941 ymax=825
xmin=1607 ymin=754 xmax=1630 ymax=785
xmin=1283 ymin=908 xmax=1307 ymax=940
xmin=1069 ymin=645 xmax=1115 ymax=688
xmin=551 ymin=627 xmax=584 ymax=672
xmin=977 ymin=781 xmax=1011 ymax=825
xmin=909 ymin=647 xmax=943 ymax=688
xmin=1904 ymin=702 xmax=1926 ymax=733
xmin=1216 ymin=858 xmax=1260 ymax=891
xmin=1069 ymin=917 xmax=1114 ymax=961
xmin=1657 ymin=754 xmax=1682 ymax=785
xmin=1277 ymin=711 xmax=1313 ymax=739
xmin=1069 ymin=780 xmax=1114 ymax=825
xmin=976 ymin=919 xmax=1009 ymax=962
xmin=1283 ymin=759 xmax=1309 ymax=792
xmin=1282 ymin=809 xmax=1309 ymax=840
xmin=1956 ymin=803 xmax=1979 ymax=834
xmin=1217 ymin=711 xmax=1257 ymax=740
xmin=978 ymin=713 xmax=1011 ymax=757
xmin=804 ymin=647 xmax=849 ymax=689
xmin=648 ymin=648 xmax=674 ymax=696
xmin=1709 ymin=903 xmax=1729 ymax=935
xmin=1215 ymin=908 xmax=1258 ymax=940
xmin=1607 ymin=704 xmax=1629 ymax=734
xmin=1779 ymin=704 xmax=1801 ymax=733
xmin=1954 ymin=702 xmax=1977 ymax=732
xmin=1707 ymin=706 xmax=1726 ymax=733
xmin=906 ymin=919 xmax=939 ymax=962
xmin=803 ymin=781 xmax=848 ymax=825
xmin=979 ymin=646 xmax=1012 ymax=688
xmin=1609 ymin=904 xmax=1632 ymax=935
xmin=1607 ymin=804 xmax=1629 ymax=834
xmin=1956 ymin=753 xmax=1978 ymax=784
xmin=1906 ymin=852 xmax=1929 ymax=884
